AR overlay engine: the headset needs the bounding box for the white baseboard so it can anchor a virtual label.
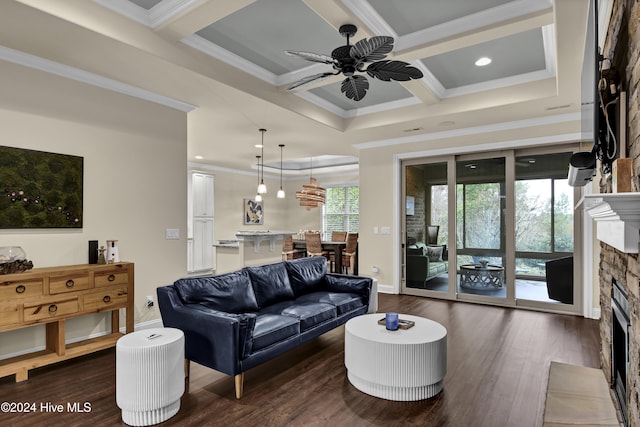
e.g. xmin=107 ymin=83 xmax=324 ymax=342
xmin=376 ymin=283 xmax=396 ymax=294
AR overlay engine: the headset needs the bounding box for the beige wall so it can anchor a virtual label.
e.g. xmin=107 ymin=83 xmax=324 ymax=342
xmin=0 ymin=61 xmax=187 ymax=358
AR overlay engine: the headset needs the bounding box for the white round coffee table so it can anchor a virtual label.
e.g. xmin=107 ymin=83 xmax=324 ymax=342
xmin=344 ymin=313 xmax=447 ymax=401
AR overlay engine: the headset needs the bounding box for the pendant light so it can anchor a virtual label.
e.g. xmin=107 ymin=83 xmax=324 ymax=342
xmin=295 ymin=157 xmax=325 ymax=210
xmin=257 ymin=129 xmax=267 ymax=194
xmin=254 ymin=155 xmax=262 ymax=202
xmin=277 ymin=144 xmax=285 ymax=199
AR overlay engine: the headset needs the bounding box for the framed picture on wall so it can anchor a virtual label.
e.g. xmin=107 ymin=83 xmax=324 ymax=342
xmin=244 ymin=198 xmax=264 ymax=225
xmin=406 ymin=196 xmax=415 ymax=216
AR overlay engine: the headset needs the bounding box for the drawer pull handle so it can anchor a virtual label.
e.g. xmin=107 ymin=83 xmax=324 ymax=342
xmin=16 ymin=285 xmax=26 ymax=294
xmin=66 ymin=280 xmax=75 ymax=288
xmin=108 ymin=274 xmax=116 ymax=282
xmin=48 ymin=304 xmax=58 ymax=313
xmin=103 ymin=296 xmax=111 ymax=303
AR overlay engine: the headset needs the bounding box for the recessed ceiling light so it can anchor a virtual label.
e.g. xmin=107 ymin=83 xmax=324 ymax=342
xmin=254 ymin=144 xmax=263 ymax=148
xmin=195 ymin=155 xmax=203 ymax=160
xmin=475 ymin=57 xmax=492 ymax=67
xmin=403 ymin=127 xmax=423 ymax=132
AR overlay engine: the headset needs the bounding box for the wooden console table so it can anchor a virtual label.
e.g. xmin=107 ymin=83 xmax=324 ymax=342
xmin=0 ymin=262 xmax=134 ymax=381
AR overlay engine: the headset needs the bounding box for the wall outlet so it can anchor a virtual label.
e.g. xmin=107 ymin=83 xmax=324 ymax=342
xmin=145 ymin=295 xmax=154 ymax=308
xmin=381 ymin=226 xmax=391 ymax=235
xmin=371 ymin=266 xmax=379 ymax=275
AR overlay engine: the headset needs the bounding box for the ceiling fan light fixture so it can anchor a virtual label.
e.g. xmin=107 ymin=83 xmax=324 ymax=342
xmin=285 ymin=24 xmax=423 ymax=101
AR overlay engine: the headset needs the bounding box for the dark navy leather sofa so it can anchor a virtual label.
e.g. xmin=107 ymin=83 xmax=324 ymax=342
xmin=157 ymin=256 xmax=374 ymax=398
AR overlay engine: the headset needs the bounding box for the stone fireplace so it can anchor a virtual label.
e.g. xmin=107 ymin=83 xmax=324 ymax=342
xmin=597 ymin=1 xmax=640 ymax=426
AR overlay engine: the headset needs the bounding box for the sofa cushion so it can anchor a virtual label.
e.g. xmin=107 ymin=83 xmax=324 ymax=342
xmin=427 ymin=245 xmax=444 ymax=262
xmin=281 ymin=302 xmax=336 ymax=331
xmin=285 ymin=256 xmax=327 ymax=296
xmin=252 ymin=314 xmax=300 ymax=352
xmin=295 ymin=291 xmax=364 ymax=315
xmin=325 ymin=275 xmax=371 ymax=299
xmin=246 ymin=262 xmax=295 ymax=307
xmin=173 ymin=270 xmax=259 ymax=313
xmin=428 ymin=261 xmax=448 ymax=276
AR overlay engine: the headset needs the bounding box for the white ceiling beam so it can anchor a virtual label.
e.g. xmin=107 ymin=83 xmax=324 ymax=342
xmin=393 ymin=11 xmax=553 ymax=62
xmin=156 ymin=0 xmax=256 ymax=42
xmin=303 ymin=0 xmax=374 ymax=39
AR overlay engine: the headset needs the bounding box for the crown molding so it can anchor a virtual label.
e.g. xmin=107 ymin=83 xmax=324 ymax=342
xmin=93 ymin=0 xmax=198 ymax=28
xmin=355 ymin=112 xmax=581 ymax=150
xmin=0 ymin=45 xmax=197 ymax=112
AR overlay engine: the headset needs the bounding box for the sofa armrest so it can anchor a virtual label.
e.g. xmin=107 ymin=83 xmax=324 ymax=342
xmin=324 ymin=274 xmax=373 ymax=306
xmin=406 ymin=255 xmax=429 ymax=282
xmin=157 ymin=285 xmax=256 ymax=376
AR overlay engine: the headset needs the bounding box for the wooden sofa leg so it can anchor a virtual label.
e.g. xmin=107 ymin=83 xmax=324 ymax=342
xmin=234 ymin=373 xmax=244 ymax=399
xmin=184 ymin=359 xmax=190 ymax=393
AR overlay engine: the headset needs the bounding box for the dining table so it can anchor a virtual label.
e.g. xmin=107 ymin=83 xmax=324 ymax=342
xmin=292 ymin=240 xmax=358 ymax=275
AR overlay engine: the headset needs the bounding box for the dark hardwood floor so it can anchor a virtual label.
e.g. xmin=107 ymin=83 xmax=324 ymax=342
xmin=0 ymin=294 xmax=600 ymax=427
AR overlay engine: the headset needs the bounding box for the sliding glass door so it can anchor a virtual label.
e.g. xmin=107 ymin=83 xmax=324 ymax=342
xmin=401 ymin=146 xmax=581 ymax=313
xmin=514 ymin=152 xmax=575 ymax=304
xmin=403 ymin=160 xmax=452 ymax=296
xmin=456 ymin=155 xmax=508 ymax=302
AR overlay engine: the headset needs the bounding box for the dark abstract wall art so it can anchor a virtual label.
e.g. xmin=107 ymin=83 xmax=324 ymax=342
xmin=0 ymin=146 xmax=83 ymax=228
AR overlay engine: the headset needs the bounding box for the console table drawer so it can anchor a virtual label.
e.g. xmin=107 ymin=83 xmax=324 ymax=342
xmin=0 ymin=278 xmax=43 ymax=299
xmin=49 ymin=273 xmax=91 ymax=294
xmin=95 ymin=270 xmax=129 ymax=288
xmin=23 ymin=298 xmax=79 ymax=322
xmin=83 ymin=286 xmax=129 ymax=311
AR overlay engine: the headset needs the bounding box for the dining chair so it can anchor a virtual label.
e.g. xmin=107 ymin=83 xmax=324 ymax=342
xmin=331 ymin=231 xmax=347 ymax=242
xmin=282 ymin=235 xmax=305 ymax=261
xmin=342 ymin=233 xmax=358 ymax=275
xmin=328 ymin=231 xmax=347 ymax=271
xmin=304 ymin=232 xmax=328 ymax=259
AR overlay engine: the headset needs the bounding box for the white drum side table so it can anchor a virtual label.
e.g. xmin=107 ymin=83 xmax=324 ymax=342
xmin=116 ymin=328 xmax=185 ymax=426
xmin=344 ymin=314 xmax=447 ymax=401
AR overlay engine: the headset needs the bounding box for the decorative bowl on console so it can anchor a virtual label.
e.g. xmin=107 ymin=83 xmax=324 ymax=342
xmin=0 ymin=246 xmax=34 ymax=274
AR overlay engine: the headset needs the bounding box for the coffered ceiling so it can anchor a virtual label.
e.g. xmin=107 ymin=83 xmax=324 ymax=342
xmin=2 ymin=0 xmax=591 ymax=173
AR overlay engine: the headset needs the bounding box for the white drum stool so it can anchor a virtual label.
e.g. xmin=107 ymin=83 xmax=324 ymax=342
xmin=116 ymin=328 xmax=185 ymax=426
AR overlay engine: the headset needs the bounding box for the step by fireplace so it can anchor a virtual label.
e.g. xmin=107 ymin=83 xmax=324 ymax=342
xmin=611 ymin=278 xmax=630 ymax=426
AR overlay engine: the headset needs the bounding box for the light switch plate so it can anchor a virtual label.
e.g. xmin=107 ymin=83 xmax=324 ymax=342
xmin=165 ymin=228 xmax=180 ymax=240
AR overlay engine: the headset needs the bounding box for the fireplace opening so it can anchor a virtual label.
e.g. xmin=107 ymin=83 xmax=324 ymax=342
xmin=611 ymin=278 xmax=629 ymax=426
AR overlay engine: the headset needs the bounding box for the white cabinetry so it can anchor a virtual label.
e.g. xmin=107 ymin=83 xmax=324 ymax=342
xmin=188 ymin=172 xmax=215 ymax=272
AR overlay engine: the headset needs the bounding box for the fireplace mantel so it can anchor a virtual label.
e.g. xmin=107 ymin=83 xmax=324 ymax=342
xmin=583 ymin=193 xmax=640 ymax=253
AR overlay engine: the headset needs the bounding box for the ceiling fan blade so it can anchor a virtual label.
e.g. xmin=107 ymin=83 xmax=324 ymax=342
xmin=284 ymin=50 xmax=337 ymax=65
xmin=366 ymin=60 xmax=423 ymax=82
xmin=350 ymin=36 xmax=394 ymax=63
xmin=287 ymin=72 xmax=338 ymax=91
xmin=340 ymin=75 xmax=369 ymax=101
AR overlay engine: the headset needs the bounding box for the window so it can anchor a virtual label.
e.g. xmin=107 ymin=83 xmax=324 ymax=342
xmin=323 ymin=186 xmax=359 ymax=235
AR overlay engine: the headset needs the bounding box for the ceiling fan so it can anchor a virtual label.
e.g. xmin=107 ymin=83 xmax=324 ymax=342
xmin=285 ymin=24 xmax=423 ymax=101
